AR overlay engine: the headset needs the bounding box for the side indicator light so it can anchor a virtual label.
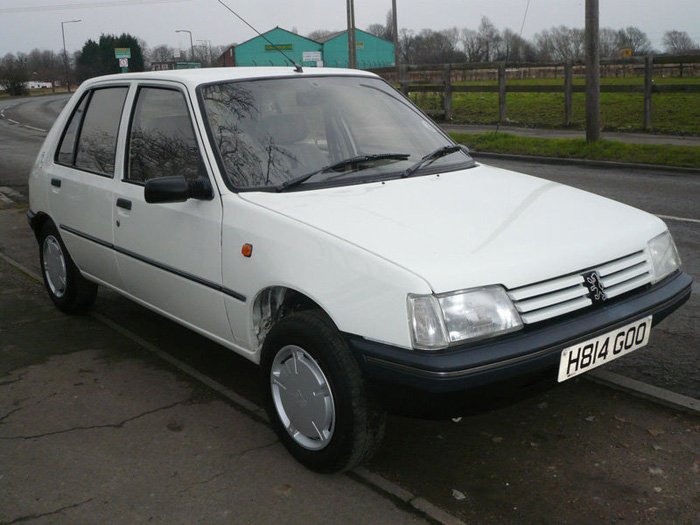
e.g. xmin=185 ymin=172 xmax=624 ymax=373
xmin=242 ymin=244 xmax=253 ymax=258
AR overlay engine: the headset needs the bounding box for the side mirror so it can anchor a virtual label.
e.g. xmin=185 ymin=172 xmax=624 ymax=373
xmin=144 ymin=175 xmax=214 ymax=204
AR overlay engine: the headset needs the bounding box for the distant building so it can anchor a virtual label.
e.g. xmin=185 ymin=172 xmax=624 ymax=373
xmin=25 ymin=81 xmax=54 ymax=89
xmin=216 ymin=27 xmax=394 ymax=69
xmin=151 ymin=61 xmax=202 ymax=71
xmin=151 ymin=61 xmax=177 ymax=71
xmin=218 ymin=46 xmax=236 ymax=67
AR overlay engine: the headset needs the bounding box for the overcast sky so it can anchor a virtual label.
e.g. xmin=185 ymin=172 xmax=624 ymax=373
xmin=1 ymin=0 xmax=698 ymax=56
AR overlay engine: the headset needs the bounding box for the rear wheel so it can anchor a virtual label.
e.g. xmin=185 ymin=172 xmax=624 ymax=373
xmin=261 ymin=310 xmax=385 ymax=473
xmin=39 ymin=221 xmax=97 ymax=314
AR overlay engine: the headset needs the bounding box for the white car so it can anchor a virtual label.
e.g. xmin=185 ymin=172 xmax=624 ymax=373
xmin=28 ymin=67 xmax=691 ymax=473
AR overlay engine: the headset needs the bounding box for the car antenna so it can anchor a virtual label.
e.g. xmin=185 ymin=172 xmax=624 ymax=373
xmin=216 ymin=0 xmax=304 ymax=73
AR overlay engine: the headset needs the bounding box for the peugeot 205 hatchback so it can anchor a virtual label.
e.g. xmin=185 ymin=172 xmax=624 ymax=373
xmin=28 ymin=67 xmax=692 ymax=473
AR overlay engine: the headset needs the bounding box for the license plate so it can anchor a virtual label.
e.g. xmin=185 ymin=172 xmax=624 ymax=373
xmin=558 ymin=316 xmax=652 ymax=382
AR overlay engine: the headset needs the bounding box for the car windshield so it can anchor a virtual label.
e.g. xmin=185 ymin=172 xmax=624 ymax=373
xmin=200 ymin=75 xmax=473 ymax=191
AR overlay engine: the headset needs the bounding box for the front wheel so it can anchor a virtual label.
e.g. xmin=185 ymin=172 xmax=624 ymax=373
xmin=39 ymin=221 xmax=97 ymax=314
xmin=260 ymin=310 xmax=385 ymax=473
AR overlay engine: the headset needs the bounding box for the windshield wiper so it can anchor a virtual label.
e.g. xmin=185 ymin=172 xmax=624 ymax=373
xmin=277 ymin=153 xmax=410 ymax=192
xmin=400 ymin=145 xmax=463 ymax=178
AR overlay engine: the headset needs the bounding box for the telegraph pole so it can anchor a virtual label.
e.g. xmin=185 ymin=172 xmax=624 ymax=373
xmin=585 ymin=0 xmax=600 ymax=142
xmin=61 ymin=19 xmax=81 ymax=94
xmin=346 ymin=0 xmax=357 ymax=68
xmin=392 ymin=0 xmax=399 ymax=69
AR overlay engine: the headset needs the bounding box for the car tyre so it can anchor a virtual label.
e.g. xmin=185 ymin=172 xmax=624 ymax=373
xmin=39 ymin=221 xmax=97 ymax=314
xmin=261 ymin=310 xmax=386 ymax=473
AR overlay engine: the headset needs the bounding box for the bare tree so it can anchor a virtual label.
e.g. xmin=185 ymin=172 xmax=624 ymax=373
xmin=500 ymin=28 xmax=536 ymax=62
xmin=616 ymin=26 xmax=652 ymax=56
xmin=460 ymin=28 xmax=483 ymax=62
xmin=599 ymin=28 xmax=620 ymax=58
xmin=366 ymin=24 xmax=388 ymax=39
xmin=26 ymin=48 xmax=62 ymax=84
xmin=398 ymin=28 xmax=416 ymax=64
xmin=0 ymin=53 xmax=29 ymax=96
xmin=150 ymin=44 xmax=174 ymax=64
xmin=410 ymin=29 xmax=465 ymax=64
xmin=307 ymin=29 xmax=333 ymax=42
xmin=477 ymin=17 xmax=501 ymax=62
xmin=535 ymin=26 xmax=584 ymax=62
xmin=662 ymin=30 xmax=699 ymax=54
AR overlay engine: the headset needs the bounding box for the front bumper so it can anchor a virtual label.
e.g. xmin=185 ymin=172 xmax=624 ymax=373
xmin=347 ymin=271 xmax=692 ymax=417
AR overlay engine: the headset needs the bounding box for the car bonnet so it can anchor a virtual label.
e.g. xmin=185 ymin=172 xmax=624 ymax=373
xmin=239 ymin=164 xmax=666 ymax=294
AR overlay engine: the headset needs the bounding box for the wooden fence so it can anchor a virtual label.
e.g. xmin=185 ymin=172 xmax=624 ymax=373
xmin=370 ymin=55 xmax=700 ymax=130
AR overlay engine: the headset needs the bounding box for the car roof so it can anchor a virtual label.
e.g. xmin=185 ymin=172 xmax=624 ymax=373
xmin=81 ymin=67 xmax=378 ymax=90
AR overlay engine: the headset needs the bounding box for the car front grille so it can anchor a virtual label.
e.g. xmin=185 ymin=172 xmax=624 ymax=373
xmin=507 ymin=250 xmax=652 ymax=324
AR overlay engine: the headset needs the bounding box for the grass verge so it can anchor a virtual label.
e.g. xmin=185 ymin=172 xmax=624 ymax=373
xmin=450 ymin=132 xmax=700 ymax=169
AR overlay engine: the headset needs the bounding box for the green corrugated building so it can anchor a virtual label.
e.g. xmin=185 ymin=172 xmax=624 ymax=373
xmin=221 ymin=27 xmax=394 ymax=69
xmin=317 ymin=29 xmax=395 ymax=69
xmin=232 ymin=27 xmax=321 ymax=67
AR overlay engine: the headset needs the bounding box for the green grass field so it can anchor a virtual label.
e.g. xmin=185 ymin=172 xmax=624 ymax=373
xmin=450 ymin=131 xmax=700 ymax=169
xmin=413 ymin=77 xmax=700 ymax=136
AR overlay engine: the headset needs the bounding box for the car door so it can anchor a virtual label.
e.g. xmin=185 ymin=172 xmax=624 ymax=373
xmin=112 ymin=83 xmax=233 ymax=345
xmin=47 ymin=85 xmax=128 ymax=287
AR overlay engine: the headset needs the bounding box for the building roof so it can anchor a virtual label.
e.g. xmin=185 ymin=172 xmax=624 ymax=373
xmin=235 ymin=26 xmax=320 ymax=49
xmin=316 ymin=28 xmax=393 ymax=44
xmin=315 ymin=31 xmax=346 ymax=44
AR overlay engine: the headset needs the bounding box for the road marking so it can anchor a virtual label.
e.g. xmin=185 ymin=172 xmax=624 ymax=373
xmin=0 ymin=104 xmax=47 ymax=132
xmin=0 ymin=193 xmax=15 ymax=206
xmin=0 ymin=186 xmax=22 ymax=198
xmin=587 ymin=370 xmax=700 ymax=415
xmin=657 ymin=214 xmax=700 ymax=225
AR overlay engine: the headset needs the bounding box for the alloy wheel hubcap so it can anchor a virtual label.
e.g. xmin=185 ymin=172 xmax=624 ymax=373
xmin=270 ymin=345 xmax=335 ymax=450
xmin=43 ymin=235 xmax=67 ymax=298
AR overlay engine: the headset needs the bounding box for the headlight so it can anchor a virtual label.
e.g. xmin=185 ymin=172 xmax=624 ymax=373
xmin=648 ymin=230 xmax=682 ymax=283
xmin=408 ymin=286 xmax=523 ymax=350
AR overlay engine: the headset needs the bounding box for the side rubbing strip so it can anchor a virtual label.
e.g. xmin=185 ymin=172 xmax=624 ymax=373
xmin=60 ymin=224 xmax=113 ymax=249
xmin=58 ymin=224 xmax=246 ymax=302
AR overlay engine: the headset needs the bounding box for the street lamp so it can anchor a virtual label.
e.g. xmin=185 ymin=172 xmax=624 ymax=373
xmin=176 ymin=29 xmax=194 ymax=63
xmin=61 ymin=19 xmax=81 ymax=94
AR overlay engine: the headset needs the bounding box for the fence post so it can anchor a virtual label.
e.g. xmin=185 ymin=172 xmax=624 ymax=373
xmin=564 ymin=61 xmax=573 ymax=127
xmin=498 ymin=63 xmax=507 ymax=123
xmin=643 ymin=55 xmax=653 ymax=131
xmin=443 ymin=65 xmax=453 ymax=121
xmin=399 ymin=64 xmax=409 ymax=96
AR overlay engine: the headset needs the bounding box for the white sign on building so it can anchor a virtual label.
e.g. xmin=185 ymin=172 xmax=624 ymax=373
xmin=303 ymin=51 xmax=322 ymax=63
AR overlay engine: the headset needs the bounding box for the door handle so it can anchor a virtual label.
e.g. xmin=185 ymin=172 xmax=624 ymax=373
xmin=116 ymin=198 xmax=132 ymax=210
xmin=51 ymin=178 xmax=61 ymax=188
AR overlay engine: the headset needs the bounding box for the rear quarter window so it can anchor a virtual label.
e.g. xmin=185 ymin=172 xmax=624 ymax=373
xmin=55 ymin=86 xmax=129 ymax=177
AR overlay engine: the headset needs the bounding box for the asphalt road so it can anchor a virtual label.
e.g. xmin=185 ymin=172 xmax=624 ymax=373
xmin=1 ymin=93 xmax=697 ymax=399
xmin=1 ymin=93 xmax=699 ymax=524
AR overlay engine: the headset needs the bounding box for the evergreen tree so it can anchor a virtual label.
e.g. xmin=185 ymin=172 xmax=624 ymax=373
xmin=76 ymin=33 xmax=145 ymax=80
